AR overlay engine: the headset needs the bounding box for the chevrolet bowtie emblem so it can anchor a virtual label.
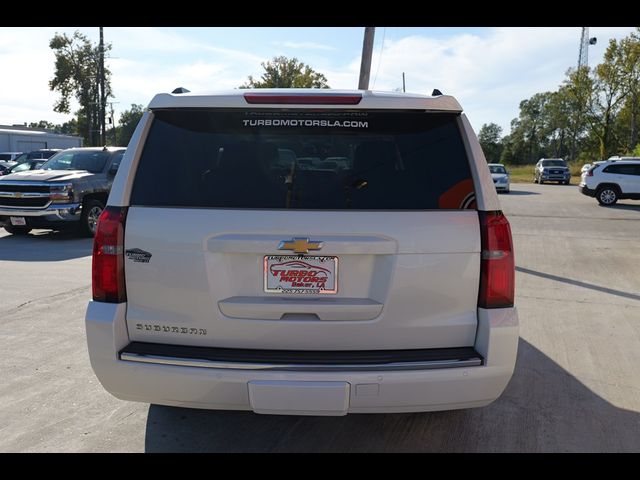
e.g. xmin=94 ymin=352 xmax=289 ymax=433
xmin=278 ymin=237 xmax=323 ymax=254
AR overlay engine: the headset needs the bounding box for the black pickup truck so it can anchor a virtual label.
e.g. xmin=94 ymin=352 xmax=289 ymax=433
xmin=0 ymin=147 xmax=125 ymax=236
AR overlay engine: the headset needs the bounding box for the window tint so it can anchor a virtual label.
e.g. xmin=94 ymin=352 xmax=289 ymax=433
xmin=131 ymin=109 xmax=475 ymax=210
xmin=9 ymin=162 xmax=31 ymax=173
xmin=43 ymin=150 xmax=110 ymax=173
xmin=604 ymin=164 xmax=637 ymax=175
xmin=489 ymin=165 xmax=506 ymax=174
xmin=541 ymin=159 xmax=566 ymax=167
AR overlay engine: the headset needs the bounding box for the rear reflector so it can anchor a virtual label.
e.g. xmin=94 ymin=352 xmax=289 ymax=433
xmin=478 ymin=211 xmax=514 ymax=309
xmin=244 ymin=93 xmax=362 ymax=105
xmin=92 ymin=206 xmax=127 ymax=303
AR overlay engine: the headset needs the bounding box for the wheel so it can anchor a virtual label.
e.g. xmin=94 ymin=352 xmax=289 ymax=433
xmin=79 ymin=199 xmax=105 ymax=237
xmin=533 ymin=175 xmax=538 ymax=184
xmin=596 ymin=187 xmax=618 ymax=206
xmin=4 ymin=225 xmax=31 ymax=235
xmin=504 ymin=188 xmax=510 ymax=194
xmin=539 ymin=178 xmax=544 ymax=184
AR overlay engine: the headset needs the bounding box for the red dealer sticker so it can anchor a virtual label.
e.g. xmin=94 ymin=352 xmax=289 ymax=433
xmin=264 ymin=256 xmax=338 ymax=294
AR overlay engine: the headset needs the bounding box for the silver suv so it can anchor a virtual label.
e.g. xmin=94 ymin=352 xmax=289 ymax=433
xmin=85 ymin=89 xmax=519 ymax=416
xmin=579 ymin=157 xmax=640 ymax=205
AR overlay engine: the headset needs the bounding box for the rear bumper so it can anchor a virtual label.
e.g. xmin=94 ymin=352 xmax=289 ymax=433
xmin=579 ymin=185 xmax=596 ymax=197
xmin=85 ymin=302 xmax=519 ymax=415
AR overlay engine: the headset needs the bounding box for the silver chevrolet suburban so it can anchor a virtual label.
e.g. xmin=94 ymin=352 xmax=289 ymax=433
xmin=85 ymin=89 xmax=519 ymax=416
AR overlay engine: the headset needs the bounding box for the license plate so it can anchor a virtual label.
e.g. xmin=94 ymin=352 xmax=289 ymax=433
xmin=264 ymin=255 xmax=338 ymax=294
xmin=9 ymin=217 xmax=26 ymax=226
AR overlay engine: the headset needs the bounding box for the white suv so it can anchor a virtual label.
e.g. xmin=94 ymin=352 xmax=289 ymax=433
xmin=579 ymin=157 xmax=640 ymax=205
xmin=85 ymin=89 xmax=519 ymax=416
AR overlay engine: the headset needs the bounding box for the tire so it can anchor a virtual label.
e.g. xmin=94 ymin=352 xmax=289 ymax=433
xmin=79 ymin=199 xmax=105 ymax=237
xmin=539 ymin=178 xmax=544 ymax=184
xmin=596 ymin=186 xmax=619 ymax=206
xmin=4 ymin=225 xmax=32 ymax=235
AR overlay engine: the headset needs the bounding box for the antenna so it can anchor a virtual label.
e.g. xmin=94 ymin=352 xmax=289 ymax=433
xmin=578 ymin=27 xmax=597 ymax=69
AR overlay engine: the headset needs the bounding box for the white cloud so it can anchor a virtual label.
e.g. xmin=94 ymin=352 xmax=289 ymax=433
xmin=326 ymin=27 xmax=637 ymax=133
xmin=273 ymin=41 xmax=337 ymax=51
xmin=0 ymin=27 xmax=637 ymax=136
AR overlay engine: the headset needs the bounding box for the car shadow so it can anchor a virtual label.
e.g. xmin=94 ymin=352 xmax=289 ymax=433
xmin=503 ymin=190 xmax=540 ymax=196
xmin=599 ymin=203 xmax=640 ymax=212
xmin=143 ymin=338 xmax=639 ymax=452
xmin=0 ymin=229 xmax=92 ymax=261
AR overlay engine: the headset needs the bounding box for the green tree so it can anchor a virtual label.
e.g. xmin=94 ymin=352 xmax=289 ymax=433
xmin=612 ymin=28 xmax=640 ymax=152
xmin=240 ymin=56 xmax=329 ymax=88
xmin=478 ymin=123 xmax=503 ymax=163
xmin=49 ymin=31 xmax=112 ymax=146
xmin=588 ymin=39 xmax=629 ymax=158
xmin=117 ymin=104 xmax=145 ymax=147
xmin=28 ymin=120 xmax=56 ymax=131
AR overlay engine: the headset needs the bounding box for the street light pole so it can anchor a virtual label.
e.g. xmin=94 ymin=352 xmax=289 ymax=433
xmin=99 ymin=27 xmax=106 ymax=146
xmin=358 ymin=27 xmax=376 ymax=90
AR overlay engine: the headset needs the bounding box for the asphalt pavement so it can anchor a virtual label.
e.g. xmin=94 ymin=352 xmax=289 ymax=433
xmin=1 ymin=183 xmax=639 ymax=452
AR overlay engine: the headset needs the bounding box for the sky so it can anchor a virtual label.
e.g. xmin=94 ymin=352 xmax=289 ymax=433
xmin=0 ymin=26 xmax=637 ymax=137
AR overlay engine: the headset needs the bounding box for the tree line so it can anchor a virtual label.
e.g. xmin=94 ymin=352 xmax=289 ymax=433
xmin=479 ymin=28 xmax=640 ymax=165
xmin=38 ymin=29 xmax=330 ymax=148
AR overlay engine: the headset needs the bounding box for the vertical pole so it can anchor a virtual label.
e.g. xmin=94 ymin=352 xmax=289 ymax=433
xmin=402 ymin=72 xmax=406 ymax=93
xmin=110 ymin=103 xmax=117 ymax=145
xmin=99 ymin=27 xmax=106 ymax=146
xmin=358 ymin=27 xmax=376 ymax=90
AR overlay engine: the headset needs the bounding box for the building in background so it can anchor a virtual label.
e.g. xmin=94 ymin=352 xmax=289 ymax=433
xmin=0 ymin=125 xmax=83 ymax=152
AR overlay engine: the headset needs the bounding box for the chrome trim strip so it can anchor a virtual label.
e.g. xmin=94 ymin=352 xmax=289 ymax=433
xmin=120 ymin=352 xmax=482 ymax=372
xmin=0 ymin=191 xmax=51 ymax=198
xmin=0 ymin=202 xmax=80 ymax=216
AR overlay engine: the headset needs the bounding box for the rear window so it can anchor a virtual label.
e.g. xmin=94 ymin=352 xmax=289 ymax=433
xmin=131 ymin=109 xmax=475 ymax=210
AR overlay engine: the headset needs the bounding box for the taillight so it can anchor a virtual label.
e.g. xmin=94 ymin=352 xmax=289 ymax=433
xmin=478 ymin=211 xmax=514 ymax=309
xmin=243 ymin=93 xmax=362 ymax=105
xmin=92 ymin=206 xmax=127 ymax=303
xmin=587 ymin=167 xmax=595 ymax=176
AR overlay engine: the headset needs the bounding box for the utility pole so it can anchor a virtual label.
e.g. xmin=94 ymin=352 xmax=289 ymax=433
xmin=358 ymin=27 xmax=376 ymax=90
xmin=99 ymin=27 xmax=106 ymax=146
xmin=402 ymin=72 xmax=406 ymax=93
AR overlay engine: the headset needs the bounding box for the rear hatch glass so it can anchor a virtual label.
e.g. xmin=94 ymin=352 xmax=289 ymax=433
xmin=131 ymin=109 xmax=476 ymax=210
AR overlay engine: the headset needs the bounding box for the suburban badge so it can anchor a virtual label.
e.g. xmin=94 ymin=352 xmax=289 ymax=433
xmin=125 ymin=248 xmax=152 ymax=263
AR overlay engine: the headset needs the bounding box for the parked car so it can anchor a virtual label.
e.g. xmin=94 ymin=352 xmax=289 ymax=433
xmin=0 ymin=152 xmax=23 ymax=162
xmin=0 ymin=160 xmax=17 ymax=176
xmin=0 ymin=146 xmax=125 ymax=236
xmin=11 ymin=149 xmax=61 ymax=164
xmin=579 ymin=157 xmax=640 ymax=205
xmin=533 ymin=158 xmax=571 ymax=184
xmin=85 ymin=88 xmax=519 ymax=416
xmin=487 ymin=163 xmax=510 ymax=193
xmin=7 ymin=159 xmax=46 ymax=173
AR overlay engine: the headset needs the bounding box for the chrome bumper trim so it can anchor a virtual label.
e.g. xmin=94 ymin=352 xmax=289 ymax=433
xmin=0 ymin=203 xmax=81 ymax=218
xmin=119 ymin=352 xmax=483 ymax=372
